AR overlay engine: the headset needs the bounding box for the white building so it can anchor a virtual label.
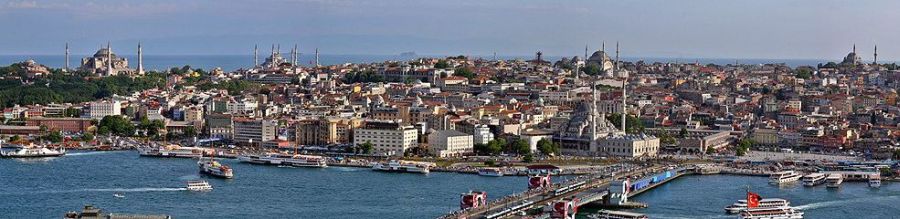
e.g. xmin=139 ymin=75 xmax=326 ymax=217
xmin=88 ymin=100 xmax=122 ymax=119
xmin=353 ymin=121 xmax=418 ymax=156
xmin=472 ymin=124 xmax=494 ymax=145
xmin=232 ymin=118 xmax=277 ymax=145
xmin=428 ymin=130 xmax=474 ymax=157
xmin=598 ymin=134 xmax=660 ymax=158
xmin=227 ymin=99 xmax=259 ymax=115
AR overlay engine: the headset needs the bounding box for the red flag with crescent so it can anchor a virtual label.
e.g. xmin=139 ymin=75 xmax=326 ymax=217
xmin=747 ymin=192 xmax=761 ymax=208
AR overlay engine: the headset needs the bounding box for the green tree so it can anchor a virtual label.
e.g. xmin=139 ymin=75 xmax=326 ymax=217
xmin=358 ymin=141 xmax=374 ymax=154
xmin=523 ymin=153 xmax=534 ymax=163
xmin=509 ymin=139 xmax=531 ymax=155
xmin=485 ymin=139 xmax=505 ymax=155
xmin=81 ymin=132 xmax=94 ymax=142
xmin=706 ymin=147 xmax=717 ymax=155
xmin=679 ymin=127 xmax=688 ymax=138
xmin=8 ymin=135 xmax=20 ymax=142
xmin=98 ymin=115 xmax=135 ymax=136
xmin=44 ymin=130 xmax=63 ymax=143
xmin=453 ymin=67 xmax=476 ymax=80
xmin=795 ymin=68 xmax=812 ymax=79
xmin=434 ymin=60 xmax=450 ymax=69
xmin=183 ymin=126 xmax=197 ymax=138
xmin=536 ymin=139 xmax=559 ymax=155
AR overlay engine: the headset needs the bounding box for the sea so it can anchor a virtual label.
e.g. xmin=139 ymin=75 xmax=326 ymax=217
xmin=2 ymin=151 xmax=899 ymax=219
xmin=0 ymin=54 xmax=840 ymax=72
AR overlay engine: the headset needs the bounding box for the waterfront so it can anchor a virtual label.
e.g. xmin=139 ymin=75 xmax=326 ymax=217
xmin=0 ymin=151 xmax=535 ymax=218
xmin=578 ymin=174 xmax=900 ymax=219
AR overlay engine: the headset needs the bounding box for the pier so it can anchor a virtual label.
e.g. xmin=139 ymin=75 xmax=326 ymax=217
xmin=440 ymin=165 xmax=692 ymax=219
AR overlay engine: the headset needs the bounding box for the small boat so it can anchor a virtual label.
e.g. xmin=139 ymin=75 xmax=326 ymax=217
xmin=868 ymin=174 xmax=881 ymax=188
xmin=769 ymin=171 xmax=802 ymax=184
xmin=138 ymin=144 xmax=206 ymax=158
xmin=739 ymin=206 xmax=804 ymax=219
xmin=186 ymin=180 xmax=213 ymax=191
xmin=0 ymin=142 xmax=66 ymax=158
xmin=113 ymin=193 xmax=125 ymax=198
xmin=282 ymin=154 xmax=328 ymax=168
xmin=801 ymin=173 xmax=826 ymax=187
xmin=725 ymin=198 xmax=791 ymax=214
xmin=477 ymin=168 xmax=504 ymax=177
xmin=825 ymin=173 xmax=843 ymax=188
xmin=371 ymin=160 xmax=433 ymax=174
xmin=198 ymin=157 xmax=234 ymax=179
xmin=589 ymin=210 xmax=648 ymax=219
xmin=237 ymin=153 xmax=283 ymax=165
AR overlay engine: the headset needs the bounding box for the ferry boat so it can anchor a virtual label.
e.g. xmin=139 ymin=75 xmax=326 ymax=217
xmin=371 ymin=160 xmax=434 ymax=174
xmin=725 ymin=198 xmax=791 ymax=214
xmin=0 ymin=142 xmax=66 ymax=158
xmin=138 ymin=145 xmax=205 ymax=158
xmin=237 ymin=153 xmax=283 ymax=165
xmin=477 ymin=168 xmax=504 ymax=177
xmin=868 ymin=174 xmax=881 ymax=188
xmin=801 ymin=173 xmax=826 ymax=187
xmin=825 ymin=173 xmax=843 ymax=188
xmin=186 ymin=180 xmax=213 ymax=191
xmin=198 ymin=157 xmax=234 ymax=179
xmin=738 ymin=206 xmax=804 ymax=219
xmin=769 ymin=171 xmax=802 ymax=184
xmin=589 ymin=210 xmax=649 ymax=219
xmin=282 ymin=154 xmax=328 ymax=168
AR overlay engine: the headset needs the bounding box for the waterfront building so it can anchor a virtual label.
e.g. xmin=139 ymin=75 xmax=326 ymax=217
xmin=205 ymin=113 xmax=233 ymax=140
xmin=87 ymin=100 xmax=122 ymax=119
xmin=232 ymin=118 xmax=277 ymax=145
xmin=25 ymin=117 xmax=92 ymax=133
xmin=295 ymin=117 xmax=363 ymax=146
xmin=428 ymin=130 xmax=474 ymax=157
xmin=353 ymin=121 xmax=418 ymax=156
xmin=598 ymin=133 xmax=660 ymax=158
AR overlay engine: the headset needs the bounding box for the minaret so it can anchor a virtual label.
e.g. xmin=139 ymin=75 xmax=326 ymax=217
xmin=106 ymin=41 xmax=113 ymax=75
xmin=291 ymin=44 xmax=298 ymax=65
xmin=874 ymin=44 xmax=878 ymax=64
xmin=853 ymin=43 xmax=856 ymax=54
xmin=137 ymin=42 xmax=144 ymax=75
xmin=64 ymin=43 xmax=70 ymax=72
xmin=315 ymin=48 xmax=320 ymax=67
xmin=254 ymin=44 xmax=259 ymax=67
xmin=270 ymin=44 xmax=275 ymax=68
xmin=618 ymin=42 xmax=626 ymax=134
xmin=615 ymin=42 xmax=620 ymax=72
xmin=590 ymin=80 xmax=598 ymax=150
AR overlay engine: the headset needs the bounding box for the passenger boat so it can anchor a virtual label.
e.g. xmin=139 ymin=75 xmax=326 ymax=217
xmin=198 ymin=157 xmax=234 ymax=179
xmin=825 ymin=173 xmax=843 ymax=188
xmin=0 ymin=142 xmax=66 ymax=158
xmin=282 ymin=154 xmax=328 ymax=168
xmin=477 ymin=168 xmax=504 ymax=177
xmin=868 ymin=174 xmax=881 ymax=188
xmin=371 ymin=160 xmax=434 ymax=174
xmin=237 ymin=153 xmax=283 ymax=165
xmin=186 ymin=180 xmax=213 ymax=191
xmin=738 ymin=206 xmax=804 ymax=219
xmin=138 ymin=145 xmax=205 ymax=158
xmin=768 ymin=171 xmax=802 ymax=184
xmin=589 ymin=210 xmax=649 ymax=219
xmin=801 ymin=173 xmax=826 ymax=187
xmin=725 ymin=198 xmax=791 ymax=214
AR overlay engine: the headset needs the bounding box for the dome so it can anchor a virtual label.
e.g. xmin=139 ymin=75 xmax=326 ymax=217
xmin=93 ymin=48 xmax=116 ymax=58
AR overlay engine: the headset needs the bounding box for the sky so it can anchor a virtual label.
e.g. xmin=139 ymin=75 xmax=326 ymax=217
xmin=1 ymin=0 xmax=899 ymax=61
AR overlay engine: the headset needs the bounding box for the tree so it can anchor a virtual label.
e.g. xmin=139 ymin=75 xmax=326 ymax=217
xmin=453 ymin=67 xmax=476 ymax=80
xmin=484 ymin=139 xmax=505 ymax=155
xmin=706 ymin=147 xmax=717 ymax=155
xmin=536 ymin=139 xmax=559 ymax=156
xmin=44 ymin=131 xmax=63 ymax=143
xmin=358 ymin=141 xmax=374 ymax=154
xmin=523 ymin=154 xmax=534 ymax=163
xmin=81 ymin=133 xmax=94 ymax=142
xmin=795 ymin=68 xmax=812 ymax=79
xmin=434 ymin=60 xmax=450 ymax=69
xmin=98 ymin=115 xmax=135 ymax=136
xmin=679 ymin=127 xmax=688 ymax=138
xmin=509 ymin=139 xmax=530 ymax=155
xmin=8 ymin=135 xmax=20 ymax=142
xmin=183 ymin=126 xmax=197 ymax=138
xmin=64 ymin=107 xmax=81 ymax=118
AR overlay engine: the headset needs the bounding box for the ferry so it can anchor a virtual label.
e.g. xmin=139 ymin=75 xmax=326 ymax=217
xmin=0 ymin=142 xmax=66 ymax=158
xmin=186 ymin=180 xmax=213 ymax=191
xmin=738 ymin=206 xmax=804 ymax=219
xmin=825 ymin=173 xmax=843 ymax=188
xmin=477 ymin=168 xmax=504 ymax=177
xmin=589 ymin=210 xmax=649 ymax=219
xmin=801 ymin=173 xmax=826 ymax=187
xmin=198 ymin=157 xmax=234 ymax=179
xmin=282 ymin=154 xmax=328 ymax=168
xmin=138 ymin=145 xmax=205 ymax=158
xmin=724 ymin=198 xmax=791 ymax=214
xmin=237 ymin=153 xmax=283 ymax=165
xmin=769 ymin=171 xmax=802 ymax=184
xmin=868 ymin=174 xmax=881 ymax=188
xmin=371 ymin=160 xmax=434 ymax=174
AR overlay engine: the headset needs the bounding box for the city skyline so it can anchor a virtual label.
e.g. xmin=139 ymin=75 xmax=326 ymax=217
xmin=1 ymin=0 xmax=898 ymax=60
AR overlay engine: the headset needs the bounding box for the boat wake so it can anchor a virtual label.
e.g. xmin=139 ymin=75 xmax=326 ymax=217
xmin=795 ymin=195 xmax=900 ymax=210
xmin=2 ymin=187 xmax=187 ymax=195
xmin=649 ymin=214 xmax=732 ymax=219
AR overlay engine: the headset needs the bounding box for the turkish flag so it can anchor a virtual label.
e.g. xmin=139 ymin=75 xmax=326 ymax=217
xmin=747 ymin=192 xmax=762 ymax=208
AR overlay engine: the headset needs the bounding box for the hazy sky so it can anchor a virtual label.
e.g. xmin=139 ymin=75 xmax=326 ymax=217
xmin=1 ymin=0 xmax=898 ymax=60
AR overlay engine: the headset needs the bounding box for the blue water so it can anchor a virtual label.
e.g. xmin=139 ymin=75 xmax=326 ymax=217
xmin=579 ymin=174 xmax=900 ymax=219
xmin=0 ymin=54 xmax=838 ymax=72
xmin=0 ymin=151 xmax=530 ymax=218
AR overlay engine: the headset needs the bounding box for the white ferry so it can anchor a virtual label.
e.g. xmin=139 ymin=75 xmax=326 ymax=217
xmin=868 ymin=174 xmax=881 ymax=188
xmin=186 ymin=180 xmax=213 ymax=191
xmin=769 ymin=171 xmax=802 ymax=184
xmin=282 ymin=154 xmax=328 ymax=168
xmin=237 ymin=153 xmax=283 ymax=165
xmin=138 ymin=145 xmax=205 ymax=158
xmin=825 ymin=173 xmax=843 ymax=188
xmin=801 ymin=173 xmax=826 ymax=187
xmin=738 ymin=206 xmax=804 ymax=219
xmin=198 ymin=157 xmax=234 ymax=179
xmin=372 ymin=160 xmax=434 ymax=174
xmin=0 ymin=143 xmax=66 ymax=158
xmin=589 ymin=210 xmax=649 ymax=219
xmin=725 ymin=198 xmax=791 ymax=214
xmin=477 ymin=168 xmax=504 ymax=177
